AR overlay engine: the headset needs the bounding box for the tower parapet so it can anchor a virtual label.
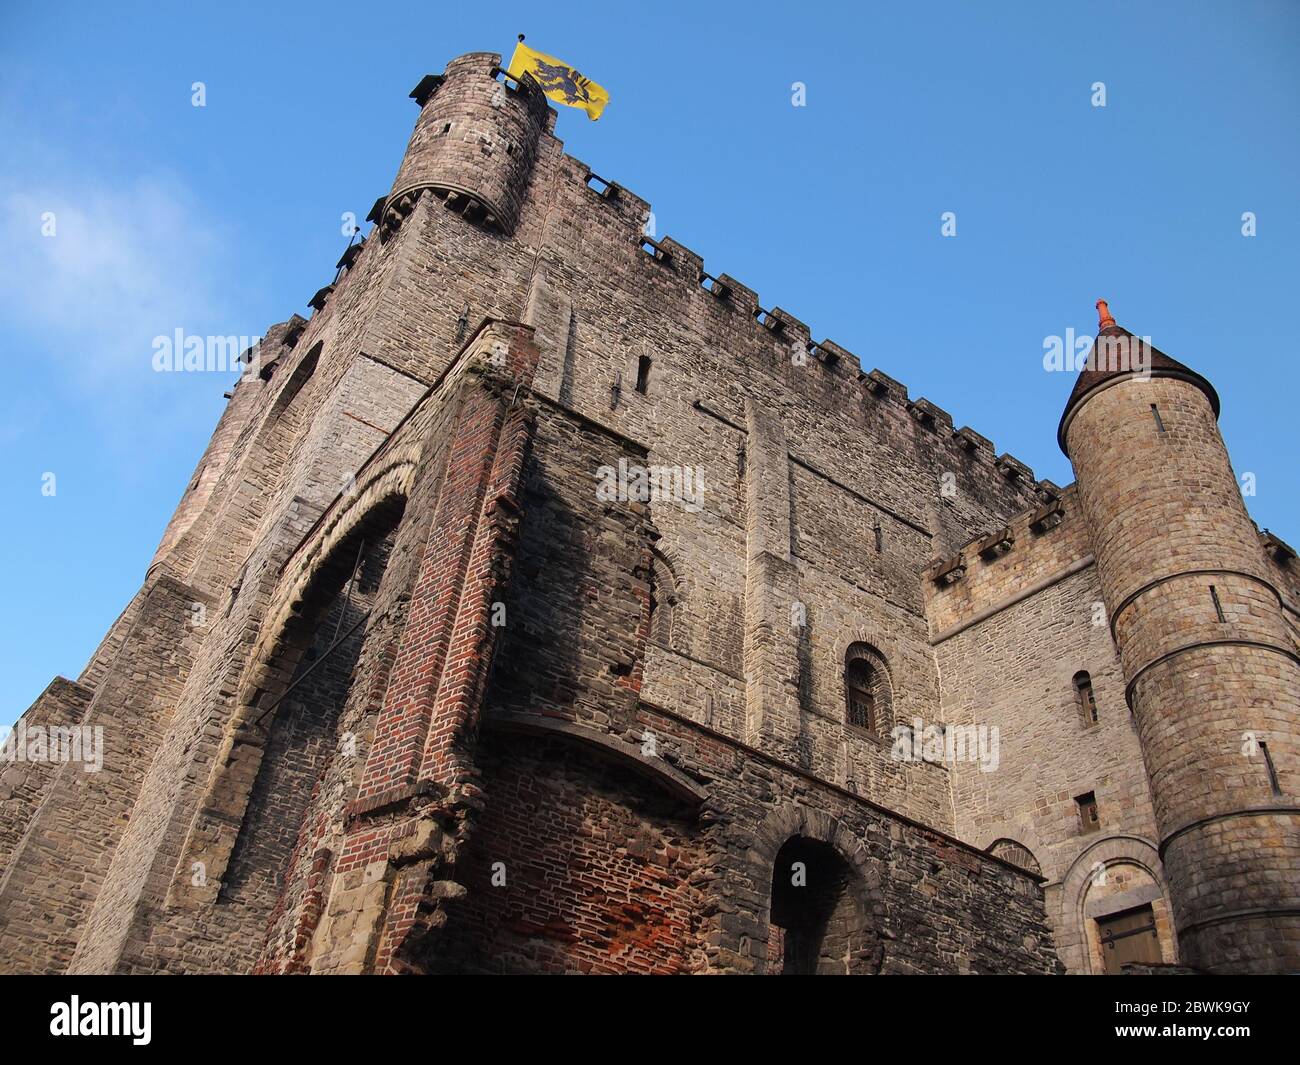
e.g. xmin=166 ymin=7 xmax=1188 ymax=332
xmin=1062 ymin=300 xmax=1300 ymax=973
xmin=382 ymin=52 xmax=551 ymax=237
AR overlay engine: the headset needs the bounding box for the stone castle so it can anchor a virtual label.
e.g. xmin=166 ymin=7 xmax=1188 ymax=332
xmin=2 ymin=51 xmax=1297 ymax=975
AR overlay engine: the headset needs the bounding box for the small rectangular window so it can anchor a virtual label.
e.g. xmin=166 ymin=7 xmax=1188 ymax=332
xmin=635 ymin=354 xmax=651 ymax=394
xmin=1076 ymin=791 xmax=1100 ymax=833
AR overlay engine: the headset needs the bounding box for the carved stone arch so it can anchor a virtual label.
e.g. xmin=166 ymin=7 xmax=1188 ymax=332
xmin=746 ymin=804 xmax=889 ymax=974
xmin=1060 ymin=834 xmax=1163 ymax=908
xmin=834 ymin=624 xmax=901 ymax=670
xmin=1058 ymin=834 xmax=1176 ymax=974
xmin=836 ymin=625 xmax=908 ymax=696
xmin=484 ymin=712 xmax=708 ymax=807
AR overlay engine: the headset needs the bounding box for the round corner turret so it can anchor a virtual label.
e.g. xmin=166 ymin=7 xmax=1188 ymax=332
xmin=383 ymin=52 xmax=550 ymax=237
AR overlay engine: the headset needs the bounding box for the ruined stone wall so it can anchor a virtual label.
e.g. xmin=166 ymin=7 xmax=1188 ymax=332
xmin=78 ymin=331 xmax=486 ymax=975
xmin=437 ymin=731 xmax=709 ymax=974
xmin=45 ymin=190 xmax=460 ymax=974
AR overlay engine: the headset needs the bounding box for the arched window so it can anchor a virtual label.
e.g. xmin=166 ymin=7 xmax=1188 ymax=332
xmin=987 ymin=838 xmax=1042 ymax=876
xmin=1074 ymin=670 xmax=1099 ymax=726
xmin=844 ymin=643 xmax=893 ymax=736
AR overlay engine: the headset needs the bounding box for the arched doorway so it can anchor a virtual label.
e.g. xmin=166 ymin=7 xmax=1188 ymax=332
xmin=768 ymin=835 xmax=871 ymax=974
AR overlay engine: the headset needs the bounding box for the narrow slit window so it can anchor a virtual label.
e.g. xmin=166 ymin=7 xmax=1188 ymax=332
xmin=635 ymin=354 xmax=651 ymax=394
xmin=1150 ymin=404 xmax=1166 ymax=432
xmin=1260 ymin=742 xmax=1282 ymax=796
xmin=1210 ymin=585 xmax=1226 ymax=623
xmin=1074 ymin=671 xmax=1099 ymax=725
xmin=873 ymin=521 xmax=883 ymax=553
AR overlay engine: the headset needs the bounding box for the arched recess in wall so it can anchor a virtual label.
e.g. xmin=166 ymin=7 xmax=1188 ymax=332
xmin=170 ymin=488 xmax=408 ymax=925
xmin=1059 ymin=835 xmax=1177 ymax=975
xmin=747 ymin=804 xmax=889 ymax=975
xmin=222 ymin=495 xmax=406 ymax=907
xmin=266 ymin=340 xmax=322 ymax=415
xmin=243 ymin=340 xmax=323 ymax=527
xmin=843 ymin=643 xmax=894 ymax=737
xmin=986 ymin=838 xmax=1042 ymax=876
xmin=769 ymin=836 xmax=876 ymax=974
xmin=436 ymin=716 xmax=707 ymax=974
xmin=648 ymin=549 xmax=680 ymax=651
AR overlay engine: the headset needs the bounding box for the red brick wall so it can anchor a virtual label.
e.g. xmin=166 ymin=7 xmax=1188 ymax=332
xmin=436 ymin=732 xmax=706 ymax=974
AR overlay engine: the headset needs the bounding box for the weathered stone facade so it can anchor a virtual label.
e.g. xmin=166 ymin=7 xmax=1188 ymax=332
xmin=2 ymin=52 xmax=1296 ymax=975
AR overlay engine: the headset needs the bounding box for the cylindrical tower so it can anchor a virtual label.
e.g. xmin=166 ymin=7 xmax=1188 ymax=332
xmin=1060 ymin=300 xmax=1300 ymax=972
xmin=382 ymin=51 xmax=551 ymax=236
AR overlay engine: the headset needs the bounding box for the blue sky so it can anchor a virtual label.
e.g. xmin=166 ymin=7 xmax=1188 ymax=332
xmin=2 ymin=0 xmax=1297 ymax=722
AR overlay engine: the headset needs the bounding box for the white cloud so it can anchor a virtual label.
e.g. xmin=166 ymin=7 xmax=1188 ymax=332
xmin=1 ymin=174 xmax=233 ymax=387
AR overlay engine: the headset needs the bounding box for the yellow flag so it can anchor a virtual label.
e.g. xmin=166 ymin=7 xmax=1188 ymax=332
xmin=507 ymin=41 xmax=609 ymax=120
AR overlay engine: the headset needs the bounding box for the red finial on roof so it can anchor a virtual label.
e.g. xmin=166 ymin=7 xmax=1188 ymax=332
xmin=1096 ymin=298 xmax=1116 ymax=331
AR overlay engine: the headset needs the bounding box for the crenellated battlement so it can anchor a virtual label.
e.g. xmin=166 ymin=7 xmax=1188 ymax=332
xmin=273 ymin=55 xmax=1054 ymax=533
xmin=537 ymin=154 xmax=1048 ymax=497
xmin=922 ymin=483 xmax=1089 ymax=646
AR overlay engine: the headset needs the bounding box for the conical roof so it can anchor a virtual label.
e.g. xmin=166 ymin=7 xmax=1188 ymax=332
xmin=1057 ymin=300 xmax=1219 ymax=454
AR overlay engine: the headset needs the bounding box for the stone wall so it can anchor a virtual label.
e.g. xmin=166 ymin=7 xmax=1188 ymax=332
xmin=7 ymin=49 xmax=1290 ymax=975
xmin=0 ymin=678 xmax=93 ymax=880
xmin=927 ymin=491 xmax=1170 ymax=972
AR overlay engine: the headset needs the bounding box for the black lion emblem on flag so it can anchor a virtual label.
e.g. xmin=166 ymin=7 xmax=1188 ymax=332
xmin=531 ymin=59 xmax=592 ymax=105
